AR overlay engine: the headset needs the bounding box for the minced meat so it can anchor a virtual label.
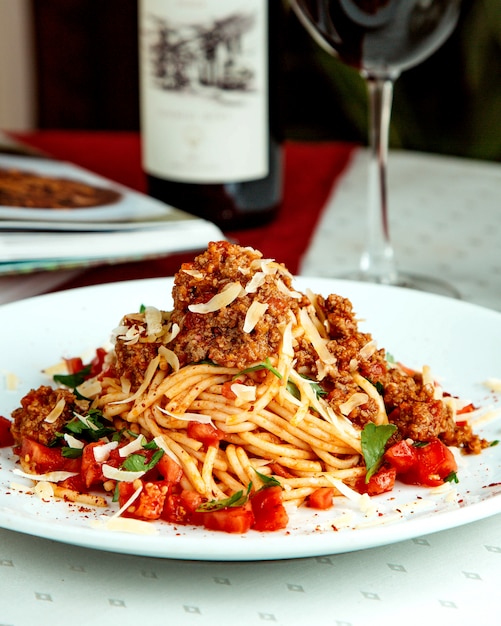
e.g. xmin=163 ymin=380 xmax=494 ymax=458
xmin=169 ymin=241 xmax=306 ymax=369
xmin=10 ymin=385 xmax=78 ymax=446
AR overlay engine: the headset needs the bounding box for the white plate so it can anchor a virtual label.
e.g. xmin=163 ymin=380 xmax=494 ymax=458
xmin=1 ymin=277 xmax=500 ymax=561
xmin=0 ymin=154 xmax=170 ymax=222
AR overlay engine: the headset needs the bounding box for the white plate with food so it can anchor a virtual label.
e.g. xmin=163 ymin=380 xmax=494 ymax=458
xmin=0 ymin=154 xmax=170 ymax=222
xmin=0 ymin=251 xmax=500 ymax=561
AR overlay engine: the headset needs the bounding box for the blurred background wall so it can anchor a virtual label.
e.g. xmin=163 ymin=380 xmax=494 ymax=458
xmin=1 ymin=0 xmax=500 ymax=162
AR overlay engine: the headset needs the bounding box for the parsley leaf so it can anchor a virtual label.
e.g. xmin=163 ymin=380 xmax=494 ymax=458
xmin=444 ymin=471 xmax=459 ymax=484
xmin=53 ymin=365 xmax=91 ymax=390
xmin=254 ymin=469 xmax=281 ymax=490
xmin=64 ymin=409 xmax=116 ymax=442
xmin=196 ymin=483 xmax=252 ymax=512
xmin=61 ymin=446 xmax=83 ymax=459
xmin=361 ymin=422 xmax=397 ymax=483
xmin=122 ymin=449 xmax=164 ymax=473
xmin=237 ymin=358 xmax=282 ymax=380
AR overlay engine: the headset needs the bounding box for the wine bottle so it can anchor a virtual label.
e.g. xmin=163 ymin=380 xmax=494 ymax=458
xmin=138 ymin=0 xmax=283 ymax=230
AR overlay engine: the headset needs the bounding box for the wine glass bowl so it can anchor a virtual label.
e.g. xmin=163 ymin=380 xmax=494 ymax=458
xmin=290 ymin=0 xmax=462 ymax=297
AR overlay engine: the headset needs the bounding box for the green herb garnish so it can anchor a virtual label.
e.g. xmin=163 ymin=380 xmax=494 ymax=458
xmin=361 ymin=422 xmax=397 ymax=483
xmin=254 ymin=469 xmax=281 ymax=490
xmin=197 ymin=483 xmax=252 ymax=512
xmin=237 ymin=358 xmax=282 ymax=379
xmin=122 ymin=449 xmax=164 ymax=473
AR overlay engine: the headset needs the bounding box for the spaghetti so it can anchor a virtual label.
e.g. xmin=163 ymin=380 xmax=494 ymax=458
xmin=8 ymin=241 xmax=489 ymax=532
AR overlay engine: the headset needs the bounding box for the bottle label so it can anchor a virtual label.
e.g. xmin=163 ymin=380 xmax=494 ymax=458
xmin=139 ymin=0 xmax=268 ymax=184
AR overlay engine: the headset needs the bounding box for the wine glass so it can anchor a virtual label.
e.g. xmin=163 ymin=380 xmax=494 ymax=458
xmin=290 ymin=0 xmax=462 ymax=297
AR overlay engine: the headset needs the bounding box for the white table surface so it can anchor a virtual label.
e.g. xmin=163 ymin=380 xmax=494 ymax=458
xmin=2 ymin=149 xmax=501 ymax=626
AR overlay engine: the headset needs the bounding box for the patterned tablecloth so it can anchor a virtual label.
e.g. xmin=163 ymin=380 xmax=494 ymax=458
xmin=1 ymin=137 xmax=501 ymax=626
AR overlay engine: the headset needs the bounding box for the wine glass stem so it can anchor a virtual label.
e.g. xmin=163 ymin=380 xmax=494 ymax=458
xmin=359 ymin=74 xmax=398 ymax=284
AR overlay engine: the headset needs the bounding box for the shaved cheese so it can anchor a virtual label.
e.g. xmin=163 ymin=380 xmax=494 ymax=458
xmin=13 ymin=468 xmax=78 ymax=483
xmin=76 ymin=378 xmax=102 ymax=399
xmin=93 ymin=441 xmax=119 ymax=463
xmin=182 ymin=268 xmax=204 ymax=279
xmin=73 ymin=411 xmax=100 ymax=430
xmin=63 ymin=434 xmax=84 ymax=449
xmin=5 ymin=372 xmax=20 ymax=391
xmin=155 ymin=406 xmax=215 ymax=426
xmin=34 ymin=481 xmax=55 ymax=500
xmin=243 ymin=300 xmax=268 ymax=333
xmin=153 ymin=435 xmax=182 ymax=465
xmin=188 ymin=281 xmax=242 ymax=314
xmin=339 ymin=392 xmax=370 ymax=416
xmin=276 ymin=278 xmax=302 ymax=299
xmin=102 ymin=464 xmax=145 ymax=482
xmin=163 ymin=322 xmax=180 ymax=344
xmin=359 ymin=340 xmax=377 ymax=360
xmin=281 ymin=320 xmax=294 ymax=358
xmin=484 ymin=378 xmax=501 ymax=392
xmin=144 ymin=306 xmax=163 ymax=337
xmin=352 ymin=372 xmax=388 ymax=425
xmin=44 ymin=397 xmax=66 ymax=424
xmin=119 ymin=435 xmax=146 ymax=457
xmin=299 ymin=307 xmax=336 ymax=365
xmin=115 ymin=324 xmax=143 ymax=345
xmin=158 ymin=345 xmax=180 ymax=372
xmin=245 ymin=272 xmax=266 ymax=293
xmin=230 ymin=383 xmax=257 ymax=405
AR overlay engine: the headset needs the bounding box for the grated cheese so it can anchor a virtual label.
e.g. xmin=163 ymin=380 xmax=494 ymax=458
xmin=118 ymin=434 xmax=146 ymax=457
xmin=299 ymin=307 xmax=336 ymax=366
xmin=158 ymin=345 xmax=180 ymax=372
xmin=484 ymin=377 xmax=501 ymax=393
xmin=182 ymin=268 xmax=204 ymax=279
xmin=44 ymin=397 xmax=66 ymax=424
xmin=188 ymin=281 xmax=242 ymax=314
xmin=230 ymin=383 xmax=257 ymax=405
xmin=102 ymin=464 xmax=145 ymax=482
xmin=13 ymin=468 xmax=79 ymax=483
xmin=93 ymin=441 xmax=119 ymax=463
xmin=245 ymin=272 xmax=266 ymax=293
xmin=156 ymin=406 xmax=215 ymax=427
xmin=243 ymin=300 xmax=268 ymax=333
xmin=339 ymin=392 xmax=370 ymax=416
xmin=63 ymin=434 xmax=84 ymax=449
xmin=144 ymin=306 xmax=163 ymax=337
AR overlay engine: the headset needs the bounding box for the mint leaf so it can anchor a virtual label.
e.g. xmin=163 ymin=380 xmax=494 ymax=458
xmin=361 ymin=422 xmax=397 ymax=483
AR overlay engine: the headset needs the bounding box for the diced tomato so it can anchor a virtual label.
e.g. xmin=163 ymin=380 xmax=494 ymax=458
xmin=17 ymin=438 xmax=81 ymax=475
xmin=64 ymin=357 xmax=84 ymax=375
xmin=161 ymin=488 xmax=205 ymax=526
xmin=456 ymin=402 xmax=475 ymax=415
xmin=221 ymin=381 xmax=237 ymax=400
xmin=59 ymin=473 xmax=87 ymax=494
xmin=307 ymin=487 xmax=334 ymax=510
xmin=356 ymin=465 xmax=397 ymax=496
xmin=202 ymin=502 xmax=255 ymax=534
xmin=187 ymin=421 xmax=221 ymax=448
xmin=0 ymin=416 xmax=14 ymax=447
xmin=156 ymin=454 xmax=183 ymax=484
xmin=89 ymin=347 xmax=108 ymax=378
xmin=398 ymin=438 xmax=457 ymax=487
xmin=250 ymin=486 xmax=289 ymax=531
xmin=384 ymin=439 xmax=418 ymax=473
xmin=118 ymin=480 xmax=169 ymax=521
xmin=80 ymin=442 xmax=107 ymax=488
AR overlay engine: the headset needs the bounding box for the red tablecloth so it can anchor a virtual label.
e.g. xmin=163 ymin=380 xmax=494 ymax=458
xmin=8 ymin=131 xmax=356 ymax=289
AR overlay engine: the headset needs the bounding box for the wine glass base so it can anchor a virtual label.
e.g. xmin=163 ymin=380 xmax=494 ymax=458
xmin=342 ymin=270 xmax=461 ymax=299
